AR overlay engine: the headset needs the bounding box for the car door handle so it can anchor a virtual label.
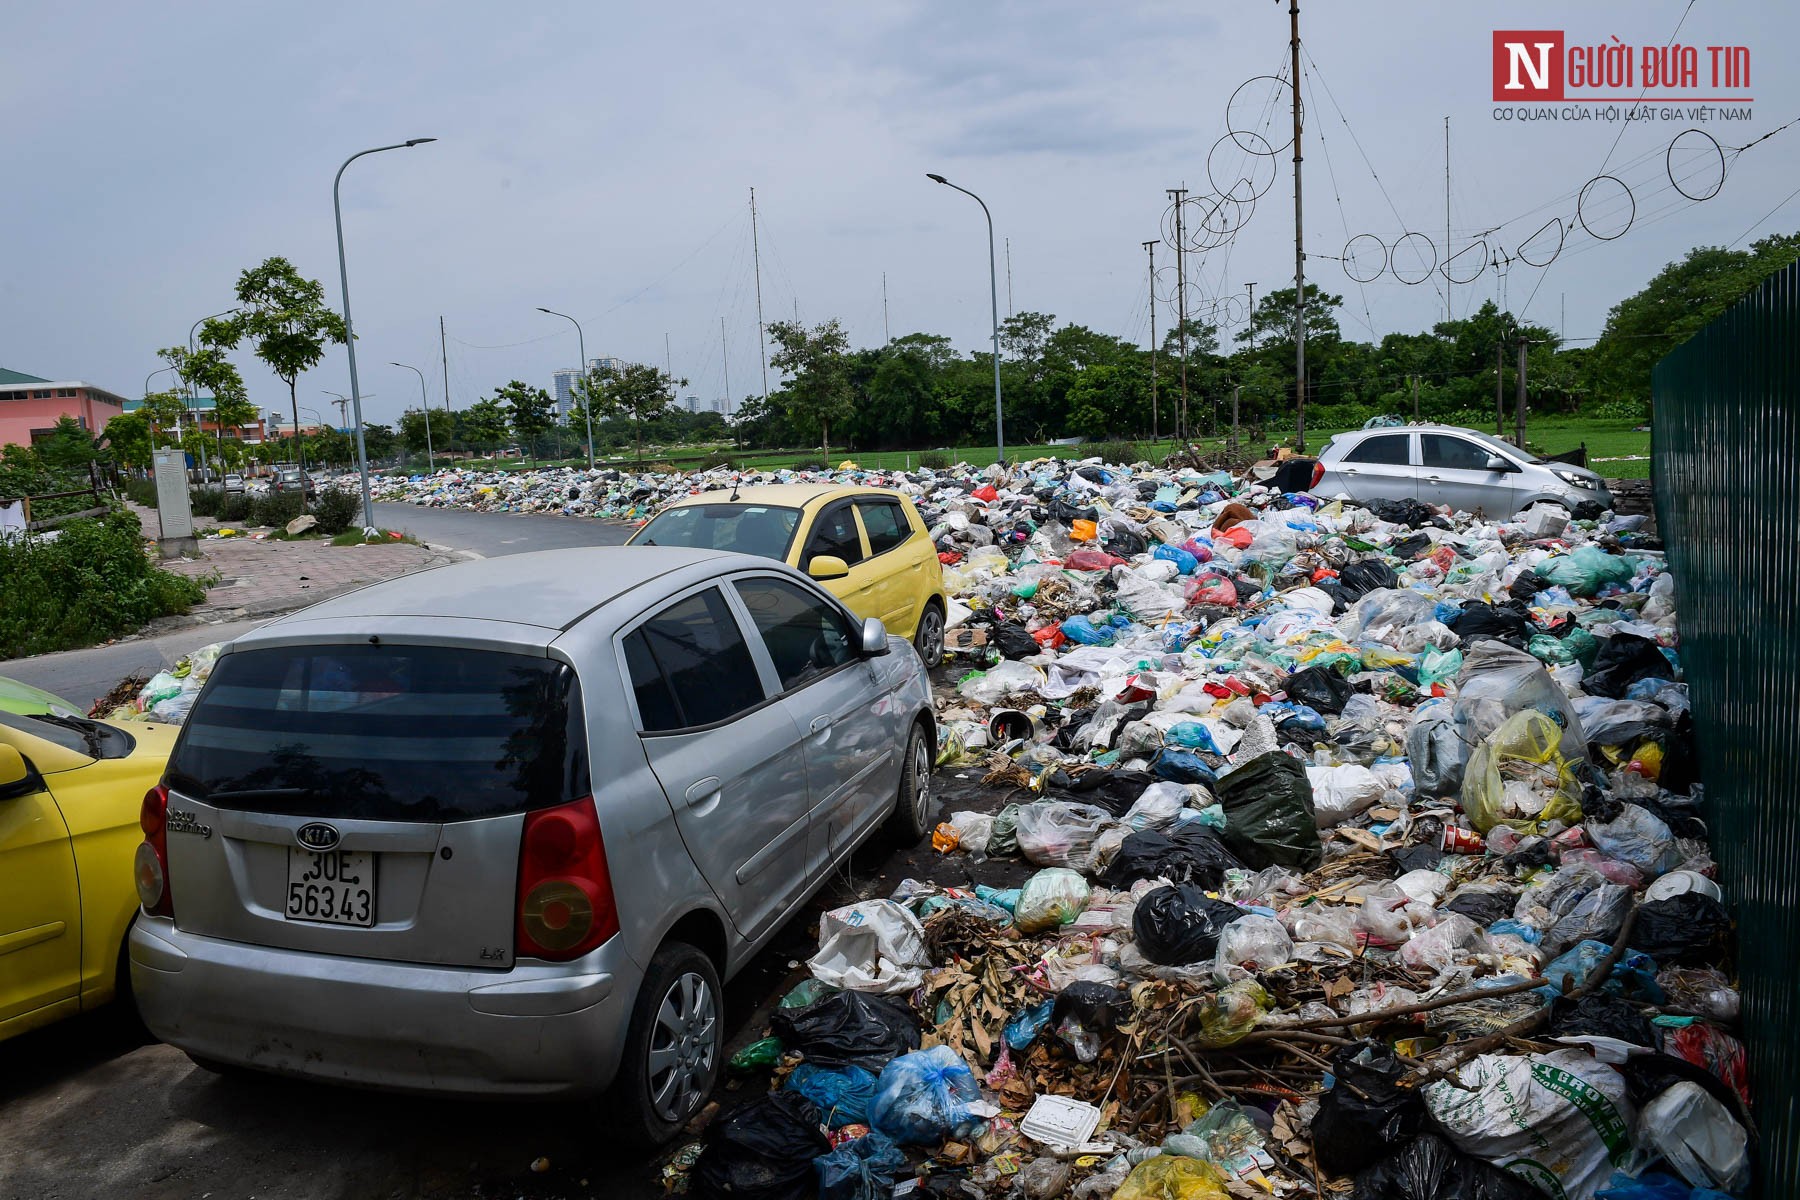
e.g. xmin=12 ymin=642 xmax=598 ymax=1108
xmin=684 ymin=777 xmax=721 ymax=806
xmin=810 ymin=715 xmax=832 ymax=735
xmin=1427 ymin=475 xmax=1444 ymax=483
xmin=1343 ymin=468 xmax=1359 ymax=475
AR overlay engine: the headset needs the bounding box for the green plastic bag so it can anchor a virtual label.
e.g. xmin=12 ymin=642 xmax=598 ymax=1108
xmin=987 ymin=803 xmax=1023 ymax=857
xmin=1419 ymin=646 xmax=1463 ymax=688
xmin=728 ymin=1036 xmax=783 ymax=1072
xmin=1214 ymin=751 xmax=1322 ymax=871
xmin=1534 ymin=545 xmax=1635 ymax=597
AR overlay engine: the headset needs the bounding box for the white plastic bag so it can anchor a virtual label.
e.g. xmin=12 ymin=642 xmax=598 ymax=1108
xmin=1306 ymin=763 xmax=1385 ymax=828
xmin=1425 ymin=1049 xmax=1634 ymax=1200
xmin=1638 ymin=1082 xmax=1749 ymax=1193
xmin=1213 ymin=914 xmax=1293 ymax=977
xmin=807 ymin=900 xmax=929 ymax=995
xmin=1120 ymin=781 xmax=1193 ymax=832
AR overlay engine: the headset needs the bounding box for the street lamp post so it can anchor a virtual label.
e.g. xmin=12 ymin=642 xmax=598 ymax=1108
xmin=927 ymin=173 xmax=1005 ymax=465
xmin=538 ymin=307 xmax=594 ymax=469
xmin=391 ymin=362 xmax=432 ymax=470
xmin=334 ymin=137 xmax=437 ymax=532
xmin=143 ymin=365 xmax=179 ymax=452
xmin=189 ymin=308 xmax=237 ymax=478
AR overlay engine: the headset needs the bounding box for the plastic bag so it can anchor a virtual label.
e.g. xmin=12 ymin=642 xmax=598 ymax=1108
xmin=945 ymin=810 xmax=994 ymax=859
xmin=1631 ymin=893 xmax=1733 ymax=967
xmin=1213 ymin=914 xmax=1292 ymax=974
xmin=784 ymin=1063 xmax=877 ymax=1128
xmin=1111 ymin=1153 xmax=1230 ymax=1200
xmin=1060 ymin=614 xmax=1115 ymax=645
xmin=1419 ymin=645 xmax=1463 ymax=689
xmin=1101 ymin=827 xmax=1243 ymax=889
xmin=770 ymin=991 xmax=922 ymax=1072
xmin=988 ymin=803 xmax=1023 ymax=857
xmin=815 ymin=1128 xmax=907 ymax=1200
xmin=1193 ymin=978 xmax=1270 ymax=1047
xmin=1425 ymin=1049 xmax=1635 ymax=1200
xmin=1312 ymin=1043 xmax=1426 ymax=1175
xmin=1656 ymin=967 xmax=1739 ymax=1023
xmin=1407 ymin=704 xmax=1469 ymax=799
xmin=1638 ymin=1082 xmax=1750 ymax=1193
xmin=691 ymin=1090 xmax=831 ymax=1200
xmin=1014 ymin=802 xmax=1113 ymax=871
xmin=1544 ymin=882 xmax=1632 ymax=957
xmin=1537 ymin=940 xmax=1664 ymax=1003
xmin=1121 ymin=781 xmax=1193 ymax=832
xmin=1350 ymin=1132 xmax=1543 ymax=1200
xmin=1132 ymin=885 xmax=1242 ymax=964
xmin=807 ymin=900 xmax=929 ymax=995
xmin=1214 ymin=751 xmax=1323 ymax=871
xmin=1400 ymin=913 xmax=1490 ymax=972
xmin=1460 ymin=709 xmax=1583 ymax=834
xmin=1150 ymin=749 xmax=1219 ymax=788
xmin=1594 ymin=1171 xmax=1735 ymax=1200
xmin=1307 ymin=763 xmax=1386 ymax=827
xmin=1534 ymin=545 xmax=1635 ymax=597
xmin=868 ymin=1045 xmax=988 ymax=1145
xmin=1586 ymin=804 xmax=1681 ymax=878
xmin=1453 ymin=641 xmax=1587 ymax=767
xmin=1013 ymin=867 xmax=1092 ymax=934
xmin=1284 ymin=664 xmax=1354 ymax=714
xmin=1585 ymin=633 xmax=1676 ymax=700
xmin=1667 ymin=1023 xmax=1750 ymax=1108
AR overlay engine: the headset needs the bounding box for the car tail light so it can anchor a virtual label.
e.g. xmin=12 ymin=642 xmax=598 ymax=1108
xmin=1310 ymin=461 xmax=1326 ymax=490
xmin=516 ymin=797 xmax=618 ymax=961
xmin=136 ymin=784 xmax=173 ymax=917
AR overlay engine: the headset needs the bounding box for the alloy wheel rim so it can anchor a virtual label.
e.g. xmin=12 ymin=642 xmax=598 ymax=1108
xmin=922 ymin=609 xmax=944 ymax=661
xmin=645 ymin=971 xmax=717 ymax=1123
xmin=912 ymin=738 xmax=931 ymax=829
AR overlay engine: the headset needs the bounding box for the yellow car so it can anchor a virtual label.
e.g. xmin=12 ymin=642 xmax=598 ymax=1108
xmin=629 ymin=483 xmax=949 ymax=666
xmin=0 ymin=679 xmax=178 ymax=1041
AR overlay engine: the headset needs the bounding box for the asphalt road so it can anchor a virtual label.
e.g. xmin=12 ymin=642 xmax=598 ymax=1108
xmin=373 ymin=502 xmax=632 ymax=558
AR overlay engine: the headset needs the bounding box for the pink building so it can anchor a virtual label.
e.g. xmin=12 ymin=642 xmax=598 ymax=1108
xmin=0 ymin=368 xmax=129 ymax=450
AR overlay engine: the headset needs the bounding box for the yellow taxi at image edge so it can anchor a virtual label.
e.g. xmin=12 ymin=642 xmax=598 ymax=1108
xmin=0 ymin=678 xmax=177 ymax=1041
xmin=628 ymin=483 xmax=950 ymax=667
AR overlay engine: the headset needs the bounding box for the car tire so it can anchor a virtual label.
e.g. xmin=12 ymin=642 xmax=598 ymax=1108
xmin=913 ymin=601 xmax=945 ymax=670
xmin=883 ymin=722 xmax=935 ymax=845
xmin=606 ymin=942 xmax=723 ymax=1151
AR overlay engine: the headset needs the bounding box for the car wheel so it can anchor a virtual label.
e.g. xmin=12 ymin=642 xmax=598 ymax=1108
xmin=913 ymin=601 xmax=945 ymax=670
xmin=186 ymin=1054 xmax=260 ymax=1081
xmin=884 ymin=722 xmax=934 ymax=845
xmin=607 ymin=942 xmax=722 ymax=1150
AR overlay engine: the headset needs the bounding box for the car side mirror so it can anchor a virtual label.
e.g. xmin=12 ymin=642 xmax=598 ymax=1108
xmin=808 ymin=555 xmax=850 ymax=581
xmin=859 ymin=617 xmax=891 ymax=657
xmin=1485 ymin=455 xmax=1518 ymax=473
xmin=0 ymin=744 xmax=39 ymax=800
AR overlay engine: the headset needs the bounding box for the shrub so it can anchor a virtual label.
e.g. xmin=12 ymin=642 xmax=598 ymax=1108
xmin=188 ymin=488 xmax=222 ymax=517
xmin=1089 ymin=441 xmax=1141 ymax=466
xmin=217 ymin=493 xmax=253 ymax=524
xmin=917 ymin=450 xmax=951 ymax=471
xmin=311 ymin=487 xmax=360 ymax=535
xmin=0 ymin=510 xmax=206 ymax=657
xmin=122 ymin=477 xmax=160 ymax=508
xmin=699 ymin=450 xmax=736 ymax=471
xmin=251 ymin=491 xmax=305 ymax=529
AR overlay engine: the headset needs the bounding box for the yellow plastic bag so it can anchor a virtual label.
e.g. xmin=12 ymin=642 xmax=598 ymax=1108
xmin=1194 ymin=979 xmax=1270 ymax=1048
xmin=1112 ymin=1154 xmax=1229 ymax=1200
xmin=1461 ymin=709 xmax=1583 ymax=834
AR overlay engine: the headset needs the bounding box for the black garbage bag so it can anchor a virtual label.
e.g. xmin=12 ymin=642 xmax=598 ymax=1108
xmin=1547 ymin=991 xmax=1654 ymax=1047
xmin=1053 ymin=768 xmax=1158 ymax=817
xmin=1337 ymin=559 xmax=1400 ymax=601
xmin=691 ymin=1091 xmax=831 ymax=1200
xmin=1131 ymin=885 xmax=1243 ymax=965
xmin=1632 ymin=893 xmax=1733 ymax=967
xmin=1052 ymin=981 xmax=1133 ymax=1032
xmin=992 ymin=621 xmax=1040 ymax=660
xmin=1620 ymin=1044 xmax=1750 ymax=1123
xmin=1447 ymin=600 xmax=1534 ymax=647
xmin=1389 ymin=844 xmax=1444 ymax=875
xmin=1049 ymin=498 xmax=1098 ymax=524
xmin=1101 ymin=827 xmax=1243 ymax=889
xmin=1214 ymin=751 xmax=1322 ymax=871
xmin=1439 ymin=885 xmax=1519 ymax=927
xmin=1314 ymin=578 xmax=1354 ymax=614
xmin=1389 ymin=532 xmax=1433 ymax=560
xmin=1583 ymin=632 xmax=1675 ymax=699
xmin=1311 ymin=1044 xmax=1426 ymax=1176
xmin=770 ymin=992 xmax=922 ymax=1073
xmin=1367 ymin=497 xmax=1440 ymax=528
xmin=1230 ymin=576 xmax=1264 ymax=603
xmin=1507 ymin=572 xmax=1549 ymax=602
xmin=1283 ymin=665 xmax=1354 ymax=715
xmin=1271 ymin=456 xmax=1319 ymax=493
xmin=1657 ymin=711 xmax=1701 ymax=797
xmin=1350 ymin=1132 xmax=1541 ymax=1200
xmin=1106 ymin=528 xmax=1148 ymax=557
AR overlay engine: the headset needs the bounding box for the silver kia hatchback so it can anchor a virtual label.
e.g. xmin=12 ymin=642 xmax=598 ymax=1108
xmin=1313 ymin=424 xmax=1614 ymax=516
xmin=129 ymin=546 xmax=936 ymax=1146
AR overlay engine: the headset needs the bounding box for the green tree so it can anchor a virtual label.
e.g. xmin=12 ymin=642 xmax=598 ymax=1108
xmin=102 ymin=411 xmax=153 ymax=470
xmin=768 ymin=319 xmax=854 ymax=461
xmin=399 ymin=407 xmax=455 ymax=462
xmin=137 ymin=385 xmax=190 ymax=448
xmin=204 ymin=256 xmax=348 ymax=503
xmin=36 ymin=416 xmax=104 ymax=473
xmin=494 ymin=380 xmax=555 ymax=463
xmin=458 ymin=395 xmax=511 ymax=450
xmin=363 ymin=423 xmax=397 ymax=461
xmin=583 ymin=361 xmax=682 ymax=462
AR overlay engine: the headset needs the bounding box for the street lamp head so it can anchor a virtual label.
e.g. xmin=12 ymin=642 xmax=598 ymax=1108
xmin=536 ymin=307 xmax=553 ymax=314
xmin=926 ymin=173 xmax=948 ymax=185
xmin=404 ymin=138 xmax=437 ymax=147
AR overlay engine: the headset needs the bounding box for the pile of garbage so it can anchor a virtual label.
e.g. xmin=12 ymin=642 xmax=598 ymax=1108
xmin=94 ymin=642 xmax=222 ymax=724
xmin=673 ymin=458 xmax=1745 ymax=1200
xmin=365 ymin=463 xmax=919 ymax=521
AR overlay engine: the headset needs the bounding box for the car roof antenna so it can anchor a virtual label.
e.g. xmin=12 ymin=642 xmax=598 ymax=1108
xmin=729 ymin=474 xmax=741 ymax=502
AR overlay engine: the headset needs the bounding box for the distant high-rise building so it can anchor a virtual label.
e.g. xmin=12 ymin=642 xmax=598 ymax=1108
xmin=552 ymin=357 xmax=628 ymax=419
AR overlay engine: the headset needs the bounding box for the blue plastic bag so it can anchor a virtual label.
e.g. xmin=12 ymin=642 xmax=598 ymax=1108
xmin=785 ymin=1063 xmax=877 ymax=1128
xmin=974 ymin=884 xmax=1019 ymax=912
xmin=1150 ymin=749 xmax=1218 ymax=787
xmin=1154 ymin=543 xmax=1199 ymax=574
xmin=1166 ymin=721 xmax=1221 ymax=753
xmin=869 ymin=1045 xmax=986 ymax=1145
xmin=815 ymin=1129 xmax=908 ymax=1200
xmin=1003 ymin=999 xmax=1055 ymax=1050
xmin=1060 ymin=615 xmax=1114 ymax=645
xmin=1595 ymin=1170 xmax=1735 ymax=1200
xmin=1537 ymin=939 xmax=1664 ymax=1003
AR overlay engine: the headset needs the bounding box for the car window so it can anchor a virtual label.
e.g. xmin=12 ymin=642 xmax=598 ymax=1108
xmin=733 ymin=577 xmax=858 ymax=692
xmin=633 ymin=503 xmax=801 ymax=561
xmin=804 ymin=505 xmax=865 ymax=566
xmin=857 ymin=500 xmax=911 ymax=555
xmin=165 ymin=645 xmax=589 ymax=823
xmin=1343 ymin=434 xmax=1410 ymax=465
xmin=626 ymin=587 xmax=766 ymax=732
xmin=1420 ymin=434 xmax=1495 ymax=471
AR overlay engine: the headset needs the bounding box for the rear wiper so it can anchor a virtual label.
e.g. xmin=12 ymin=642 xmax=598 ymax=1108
xmin=25 ymin=712 xmax=103 ymax=757
xmin=205 ymin=787 xmax=314 ymax=803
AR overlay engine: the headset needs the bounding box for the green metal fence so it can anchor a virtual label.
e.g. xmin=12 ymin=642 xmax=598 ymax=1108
xmin=1653 ymin=258 xmax=1800 ymax=1195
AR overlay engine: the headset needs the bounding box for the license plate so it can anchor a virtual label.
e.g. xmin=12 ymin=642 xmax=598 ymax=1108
xmin=285 ymin=849 xmax=376 ymax=927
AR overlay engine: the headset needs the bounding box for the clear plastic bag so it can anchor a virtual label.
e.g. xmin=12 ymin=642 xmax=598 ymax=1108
xmin=1586 ymin=803 xmax=1681 ymax=878
xmin=1213 ymin=914 xmax=1293 ymax=975
xmin=1452 ymin=641 xmax=1587 ymax=767
xmin=1014 ymin=802 xmax=1114 ymax=871
xmin=1399 ymin=913 xmax=1489 ymax=972
xmin=1012 ymin=868 xmax=1092 ymax=934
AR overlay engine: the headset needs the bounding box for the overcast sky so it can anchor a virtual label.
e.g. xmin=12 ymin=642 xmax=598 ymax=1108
xmin=2 ymin=1 xmax=1792 ymax=427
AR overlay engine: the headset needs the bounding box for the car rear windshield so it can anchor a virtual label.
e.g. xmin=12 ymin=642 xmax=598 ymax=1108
xmin=166 ymin=645 xmax=589 ymax=823
xmin=634 ymin=503 xmax=801 ymax=560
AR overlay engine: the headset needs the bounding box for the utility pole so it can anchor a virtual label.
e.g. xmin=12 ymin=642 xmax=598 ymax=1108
xmin=1167 ymin=186 xmax=1189 ymax=440
xmin=1411 ymin=373 xmax=1420 ymax=422
xmin=1143 ymin=240 xmax=1158 ymax=441
xmin=1495 ymin=339 xmax=1505 ymax=436
xmin=665 ymin=332 xmax=673 ymax=383
xmin=1005 ymin=238 xmax=1014 ymax=317
xmin=1444 ymin=116 xmax=1452 ymax=325
xmin=1230 ymin=384 xmax=1241 ymax=457
xmin=721 ymin=316 xmax=732 ymax=416
xmin=883 ymin=272 xmax=890 ymax=343
xmin=750 ymin=187 xmax=769 ymax=403
xmin=1289 ymin=0 xmax=1308 ymax=452
xmin=1515 ymin=338 xmax=1529 ymax=451
xmin=439 ymin=316 xmax=452 ymax=411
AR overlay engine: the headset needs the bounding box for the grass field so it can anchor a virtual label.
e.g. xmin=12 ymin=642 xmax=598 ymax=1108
xmin=405 ymin=417 xmax=1652 ymax=480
